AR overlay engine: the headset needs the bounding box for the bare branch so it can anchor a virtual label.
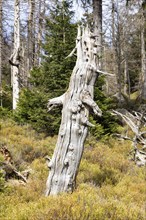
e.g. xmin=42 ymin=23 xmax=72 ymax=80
xmin=82 ymin=90 xmax=102 ymax=116
xmin=113 ymin=109 xmax=146 ymax=166
xmin=113 ymin=110 xmax=139 ymax=135
xmin=47 ymin=93 xmax=65 ymax=111
xmin=65 ymin=46 xmax=77 ymax=59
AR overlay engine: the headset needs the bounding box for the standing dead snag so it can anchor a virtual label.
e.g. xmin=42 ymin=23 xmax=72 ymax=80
xmin=45 ymin=26 xmax=102 ymax=196
xmin=9 ymin=0 xmax=20 ymax=110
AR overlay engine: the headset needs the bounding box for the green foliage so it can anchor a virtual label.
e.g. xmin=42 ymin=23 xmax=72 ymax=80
xmin=0 ymin=83 xmax=12 ymax=110
xmin=0 ymin=170 xmax=5 ymax=192
xmin=0 ymin=107 xmax=12 ymax=119
xmin=89 ymin=76 xmax=118 ymax=139
xmin=14 ymin=88 xmax=60 ymax=135
xmin=0 ymin=61 xmax=12 ymax=110
xmin=0 ymin=76 xmax=12 ymax=118
xmin=0 ymin=119 xmax=55 ymax=167
xmin=15 ymin=0 xmax=77 ymax=135
xmin=0 ymin=153 xmax=6 ymax=193
xmin=14 ymin=1 xmax=118 ymax=138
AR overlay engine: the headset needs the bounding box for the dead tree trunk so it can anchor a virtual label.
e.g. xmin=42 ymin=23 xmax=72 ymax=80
xmin=0 ymin=0 xmax=2 ymax=107
xmin=115 ymin=3 xmax=122 ymax=105
xmin=35 ymin=0 xmax=45 ymax=66
xmin=45 ymin=26 xmax=102 ymax=196
xmin=141 ymin=0 xmax=146 ymax=100
xmin=9 ymin=0 xmax=20 ymax=110
xmin=27 ymin=0 xmax=35 ymax=72
xmin=93 ymin=0 xmax=102 ymax=68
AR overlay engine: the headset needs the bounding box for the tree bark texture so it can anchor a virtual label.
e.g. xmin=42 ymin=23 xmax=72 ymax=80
xmin=27 ymin=0 xmax=35 ymax=72
xmin=45 ymin=26 xmax=102 ymax=196
xmin=0 ymin=0 xmax=2 ymax=107
xmin=141 ymin=0 xmax=146 ymax=100
xmin=35 ymin=0 xmax=45 ymax=66
xmin=9 ymin=0 xmax=20 ymax=110
xmin=93 ymin=0 xmax=102 ymax=68
xmin=115 ymin=3 xmax=122 ymax=104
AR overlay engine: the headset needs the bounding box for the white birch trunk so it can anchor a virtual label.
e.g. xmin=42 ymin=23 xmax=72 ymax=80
xmin=45 ymin=26 xmax=102 ymax=196
xmin=9 ymin=0 xmax=20 ymax=110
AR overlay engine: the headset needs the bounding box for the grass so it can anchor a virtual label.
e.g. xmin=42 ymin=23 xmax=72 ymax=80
xmin=0 ymin=119 xmax=145 ymax=220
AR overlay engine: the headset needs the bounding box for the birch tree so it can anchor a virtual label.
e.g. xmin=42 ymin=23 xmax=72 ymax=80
xmin=45 ymin=0 xmax=103 ymax=196
xmin=9 ymin=0 xmax=20 ymax=110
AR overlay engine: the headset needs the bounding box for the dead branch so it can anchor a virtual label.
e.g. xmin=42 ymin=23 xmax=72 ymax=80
xmin=0 ymin=146 xmax=31 ymax=182
xmin=113 ymin=109 xmax=146 ymax=166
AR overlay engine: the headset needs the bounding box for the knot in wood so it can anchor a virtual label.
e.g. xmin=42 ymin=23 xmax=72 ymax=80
xmin=77 ymin=100 xmax=82 ymax=107
xmin=47 ymin=160 xmax=54 ymax=169
xmin=69 ymin=144 xmax=74 ymax=151
xmin=72 ymin=114 xmax=76 ymax=120
xmin=64 ymin=158 xmax=69 ymax=166
xmin=78 ymin=129 xmax=82 ymax=134
xmin=71 ymin=106 xmax=78 ymax=113
xmin=54 ymin=176 xmax=58 ymax=184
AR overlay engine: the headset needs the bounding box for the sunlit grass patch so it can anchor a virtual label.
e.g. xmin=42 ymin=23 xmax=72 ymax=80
xmin=0 ymin=119 xmax=145 ymax=220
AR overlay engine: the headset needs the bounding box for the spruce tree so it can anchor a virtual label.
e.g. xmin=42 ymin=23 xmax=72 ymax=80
xmin=15 ymin=0 xmax=77 ymax=134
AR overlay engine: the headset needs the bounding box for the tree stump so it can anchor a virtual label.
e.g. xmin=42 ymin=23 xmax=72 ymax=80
xmin=46 ymin=26 xmax=102 ymax=196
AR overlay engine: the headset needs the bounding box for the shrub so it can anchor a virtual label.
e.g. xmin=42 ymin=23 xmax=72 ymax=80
xmin=0 ymin=120 xmax=145 ymax=220
xmin=0 ymin=170 xmax=5 ymax=192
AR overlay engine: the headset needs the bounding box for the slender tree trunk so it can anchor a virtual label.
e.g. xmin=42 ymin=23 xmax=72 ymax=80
xmin=141 ymin=0 xmax=146 ymax=100
xmin=123 ymin=7 xmax=130 ymax=98
xmin=35 ymin=0 xmax=45 ymax=66
xmin=115 ymin=2 xmax=122 ymax=104
xmin=9 ymin=0 xmax=20 ymax=110
xmin=27 ymin=0 xmax=35 ymax=72
xmin=124 ymin=55 xmax=130 ymax=97
xmin=112 ymin=0 xmax=115 ymax=49
xmin=93 ymin=0 xmax=102 ymax=68
xmin=0 ymin=0 xmax=2 ymax=107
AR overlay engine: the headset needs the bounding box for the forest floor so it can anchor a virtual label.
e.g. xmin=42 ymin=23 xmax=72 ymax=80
xmin=0 ymin=119 xmax=145 ymax=220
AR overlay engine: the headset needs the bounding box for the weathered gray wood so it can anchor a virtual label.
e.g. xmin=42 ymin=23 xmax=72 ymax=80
xmin=27 ymin=0 xmax=35 ymax=72
xmin=0 ymin=0 xmax=2 ymax=107
xmin=113 ymin=109 xmax=146 ymax=167
xmin=9 ymin=0 xmax=20 ymax=110
xmin=45 ymin=26 xmax=102 ymax=196
xmin=141 ymin=3 xmax=146 ymax=100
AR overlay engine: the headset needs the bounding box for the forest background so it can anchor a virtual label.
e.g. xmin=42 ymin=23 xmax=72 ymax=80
xmin=0 ymin=0 xmax=145 ymax=219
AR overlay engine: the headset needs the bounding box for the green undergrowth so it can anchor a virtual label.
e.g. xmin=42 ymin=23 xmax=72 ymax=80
xmin=0 ymin=119 xmax=145 ymax=220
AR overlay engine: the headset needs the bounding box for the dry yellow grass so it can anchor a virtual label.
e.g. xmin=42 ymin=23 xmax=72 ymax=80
xmin=0 ymin=119 xmax=145 ymax=220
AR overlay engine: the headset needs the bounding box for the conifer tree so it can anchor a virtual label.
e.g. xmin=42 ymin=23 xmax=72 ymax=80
xmin=40 ymin=0 xmax=76 ymax=98
xmin=15 ymin=0 xmax=77 ymax=134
